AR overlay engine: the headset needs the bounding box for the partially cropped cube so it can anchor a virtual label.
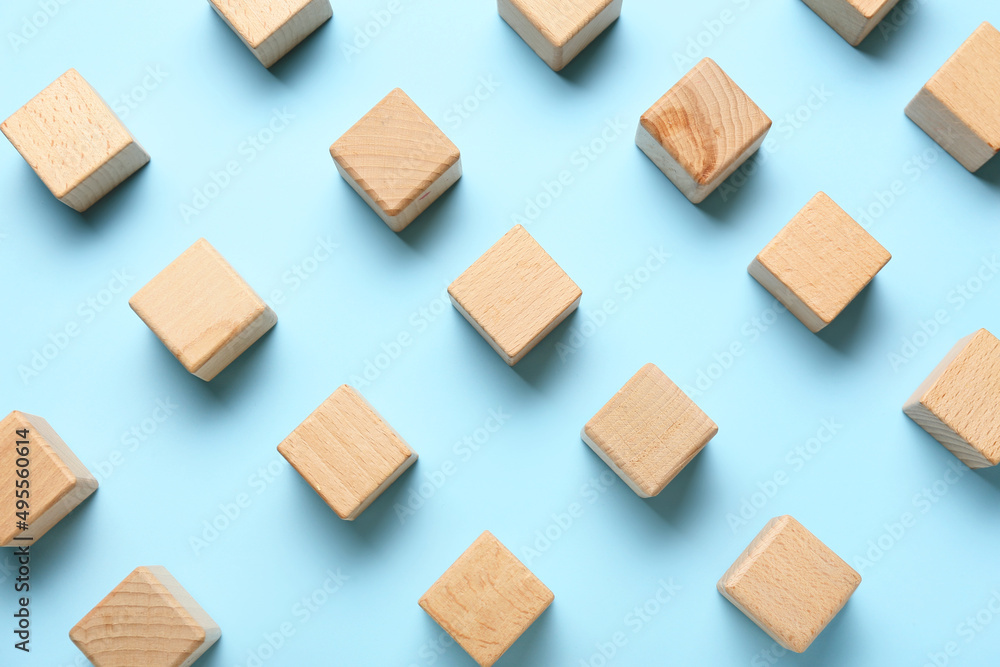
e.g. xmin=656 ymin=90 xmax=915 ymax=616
xmin=637 ymin=58 xmax=771 ymax=204
xmin=904 ymin=329 xmax=1000 ymax=468
xmin=498 ymin=0 xmax=622 ymax=71
xmin=800 ymin=0 xmax=901 ymax=46
xmin=129 ymin=239 xmax=276 ymax=381
xmin=420 ymin=531 xmax=553 ymax=667
xmin=330 ymin=88 xmax=461 ymax=232
xmin=208 ymin=0 xmax=332 ymax=67
xmin=278 ymin=385 xmax=417 ymax=520
xmin=718 ymin=515 xmax=860 ymax=653
xmin=70 ymin=566 xmax=220 ymax=667
xmin=1 ymin=69 xmax=149 ymax=212
xmin=1 ymin=411 xmax=97 ymax=547
xmin=905 ymin=22 xmax=1000 ymax=172
xmin=449 ymin=224 xmax=582 ymax=366
xmin=749 ymin=192 xmax=890 ymax=333
xmin=582 ymin=363 xmax=717 ymax=497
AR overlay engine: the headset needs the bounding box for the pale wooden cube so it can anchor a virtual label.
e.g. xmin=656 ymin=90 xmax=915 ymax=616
xmin=0 ymin=411 xmax=97 ymax=547
xmin=330 ymin=88 xmax=461 ymax=232
xmin=1 ymin=69 xmax=149 ymax=212
xmin=498 ymin=0 xmax=622 ymax=71
xmin=449 ymin=224 xmax=582 ymax=366
xmin=419 ymin=531 xmax=553 ymax=667
xmin=208 ymin=0 xmax=332 ymax=67
xmin=636 ymin=58 xmax=771 ymax=204
xmin=800 ymin=0 xmax=901 ymax=46
xmin=582 ymin=363 xmax=717 ymax=497
xmin=278 ymin=385 xmax=417 ymax=520
xmin=718 ymin=515 xmax=861 ymax=653
xmin=129 ymin=239 xmax=276 ymax=381
xmin=749 ymin=192 xmax=890 ymax=333
xmin=905 ymin=22 xmax=1000 ymax=172
xmin=904 ymin=329 xmax=1000 ymax=468
xmin=70 ymin=566 xmax=220 ymax=667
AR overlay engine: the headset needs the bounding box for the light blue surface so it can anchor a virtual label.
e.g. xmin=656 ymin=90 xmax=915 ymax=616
xmin=2 ymin=0 xmax=1000 ymax=665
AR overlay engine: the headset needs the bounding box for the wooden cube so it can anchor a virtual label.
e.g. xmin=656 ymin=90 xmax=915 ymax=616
xmin=718 ymin=515 xmax=861 ymax=653
xmin=0 ymin=411 xmax=97 ymax=547
xmin=449 ymin=224 xmax=581 ymax=366
xmin=636 ymin=58 xmax=771 ymax=204
xmin=419 ymin=531 xmax=553 ymax=667
xmin=330 ymin=88 xmax=461 ymax=232
xmin=129 ymin=239 xmax=276 ymax=381
xmin=1 ymin=69 xmax=149 ymax=212
xmin=903 ymin=329 xmax=1000 ymax=468
xmin=278 ymin=385 xmax=417 ymax=520
xmin=800 ymin=0 xmax=901 ymax=46
xmin=498 ymin=0 xmax=622 ymax=71
xmin=582 ymin=363 xmax=717 ymax=497
xmin=70 ymin=566 xmax=220 ymax=667
xmin=208 ymin=0 xmax=332 ymax=67
xmin=748 ymin=192 xmax=890 ymax=333
xmin=905 ymin=22 xmax=1000 ymax=172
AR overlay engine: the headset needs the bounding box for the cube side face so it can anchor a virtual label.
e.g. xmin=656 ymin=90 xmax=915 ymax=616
xmin=754 ymin=193 xmax=890 ymax=328
xmin=278 ymin=386 xmax=414 ymax=519
xmin=499 ymin=0 xmax=620 ymax=70
xmin=907 ymin=23 xmax=1000 ymax=171
xmin=719 ymin=516 xmax=860 ymax=653
xmin=909 ymin=329 xmax=1000 ymax=466
xmin=419 ymin=531 xmax=553 ymax=667
xmin=208 ymin=0 xmax=315 ymax=48
xmin=0 ymin=411 xmax=95 ymax=547
xmin=331 ymin=88 xmax=460 ymax=219
xmin=448 ymin=225 xmax=582 ymax=365
xmin=583 ymin=364 xmax=716 ymax=496
xmin=639 ymin=59 xmax=771 ymax=195
xmin=1 ymin=69 xmax=133 ymax=199
xmin=801 ymin=0 xmax=899 ymax=45
xmin=129 ymin=239 xmax=270 ymax=376
xmin=70 ymin=567 xmax=211 ymax=667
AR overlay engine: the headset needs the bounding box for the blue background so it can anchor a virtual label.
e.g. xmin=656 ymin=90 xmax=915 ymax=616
xmin=3 ymin=0 xmax=1000 ymax=665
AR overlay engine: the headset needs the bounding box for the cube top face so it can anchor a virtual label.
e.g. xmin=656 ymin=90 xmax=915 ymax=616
xmin=924 ymin=22 xmax=1000 ymax=151
xmin=583 ymin=363 xmax=717 ymax=497
xmin=915 ymin=329 xmax=1000 ymax=465
xmin=278 ymin=385 xmax=414 ymax=520
xmin=419 ymin=531 xmax=554 ymax=667
xmin=640 ymin=58 xmax=771 ymax=188
xmin=1 ymin=69 xmax=133 ymax=199
xmin=129 ymin=239 xmax=268 ymax=375
xmin=719 ymin=516 xmax=861 ymax=653
xmin=330 ymin=88 xmax=460 ymax=217
xmin=209 ymin=0 xmax=314 ymax=48
xmin=0 ymin=411 xmax=78 ymax=546
xmin=70 ymin=566 xmax=214 ymax=667
xmin=448 ymin=224 xmax=582 ymax=365
xmin=755 ymin=192 xmax=890 ymax=326
xmin=508 ymin=0 xmax=617 ymax=47
xmin=850 ymin=0 xmax=893 ymax=18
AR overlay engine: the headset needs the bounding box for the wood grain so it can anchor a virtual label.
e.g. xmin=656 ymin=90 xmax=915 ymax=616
xmin=718 ymin=515 xmax=860 ymax=653
xmin=498 ymin=0 xmax=622 ymax=71
xmin=419 ymin=531 xmax=554 ymax=667
xmin=903 ymin=329 xmax=1000 ymax=468
xmin=331 ymin=88 xmax=461 ymax=231
xmin=70 ymin=566 xmax=220 ymax=667
xmin=0 ymin=411 xmax=97 ymax=547
xmin=208 ymin=0 xmax=332 ymax=67
xmin=748 ymin=192 xmax=890 ymax=333
xmin=637 ymin=58 xmax=771 ymax=203
xmin=1 ymin=68 xmax=149 ymax=212
xmin=800 ymin=0 xmax=900 ymax=46
xmin=582 ymin=363 xmax=717 ymax=497
xmin=448 ymin=224 xmax=582 ymax=366
xmin=905 ymin=22 xmax=1000 ymax=172
xmin=129 ymin=238 xmax=276 ymax=381
xmin=278 ymin=385 xmax=417 ymax=520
